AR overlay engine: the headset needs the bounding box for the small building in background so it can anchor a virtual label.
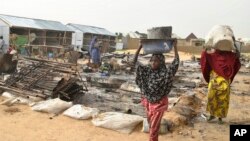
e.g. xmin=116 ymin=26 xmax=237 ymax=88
xmin=67 ymin=23 xmax=116 ymax=53
xmin=177 ymin=33 xmax=205 ymax=54
xmin=189 ymin=38 xmax=205 ymax=47
xmin=122 ymin=31 xmax=147 ymax=49
xmin=185 ymin=33 xmax=198 ymax=41
xmin=0 ymin=14 xmax=73 ymax=57
xmin=237 ymin=38 xmax=250 ymax=52
xmin=185 ymin=33 xmax=205 ymax=47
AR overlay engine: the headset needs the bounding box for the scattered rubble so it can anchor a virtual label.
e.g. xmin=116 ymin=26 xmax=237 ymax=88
xmin=240 ymin=54 xmax=250 ymax=70
xmin=0 ymin=52 xmax=210 ymax=134
xmin=246 ymin=62 xmax=250 ymax=69
xmin=0 ymin=54 xmax=18 ymax=74
xmin=0 ymin=57 xmax=87 ymax=101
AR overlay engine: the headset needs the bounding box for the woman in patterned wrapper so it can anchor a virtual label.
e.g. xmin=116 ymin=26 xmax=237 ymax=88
xmin=133 ymin=40 xmax=179 ymax=141
xmin=200 ymin=36 xmax=241 ymax=124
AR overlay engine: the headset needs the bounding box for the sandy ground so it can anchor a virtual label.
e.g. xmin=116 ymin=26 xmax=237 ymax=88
xmin=0 ymin=52 xmax=250 ymax=141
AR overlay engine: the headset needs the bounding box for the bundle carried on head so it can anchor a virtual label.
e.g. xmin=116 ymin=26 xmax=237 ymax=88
xmin=142 ymin=26 xmax=174 ymax=54
xmin=205 ymin=25 xmax=236 ymax=52
xmin=147 ymin=26 xmax=172 ymax=39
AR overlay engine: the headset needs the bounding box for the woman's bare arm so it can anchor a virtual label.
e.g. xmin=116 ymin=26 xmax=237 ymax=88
xmin=132 ymin=41 xmax=143 ymax=65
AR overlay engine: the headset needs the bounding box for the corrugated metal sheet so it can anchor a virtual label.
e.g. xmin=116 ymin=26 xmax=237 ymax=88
xmin=0 ymin=14 xmax=72 ymax=32
xmin=67 ymin=23 xmax=115 ymax=36
xmin=128 ymin=32 xmax=141 ymax=38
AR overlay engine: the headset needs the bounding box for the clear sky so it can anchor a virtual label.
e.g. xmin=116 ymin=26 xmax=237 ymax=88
xmin=1 ymin=0 xmax=249 ymax=38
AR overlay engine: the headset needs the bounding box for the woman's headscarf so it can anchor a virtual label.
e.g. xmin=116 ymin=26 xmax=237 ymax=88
xmin=150 ymin=54 xmax=166 ymax=67
xmin=136 ymin=54 xmax=173 ymax=103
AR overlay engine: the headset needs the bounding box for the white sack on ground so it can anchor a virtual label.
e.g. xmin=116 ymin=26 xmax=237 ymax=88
xmin=205 ymin=25 xmax=236 ymax=51
xmin=1 ymin=92 xmax=16 ymax=99
xmin=120 ymin=82 xmax=141 ymax=93
xmin=26 ymin=96 xmax=44 ymax=102
xmin=1 ymin=92 xmax=41 ymax=106
xmin=31 ymin=98 xmax=72 ymax=114
xmin=11 ymin=97 xmax=34 ymax=105
xmin=92 ymin=112 xmax=143 ymax=134
xmin=63 ymin=104 xmax=99 ymax=120
xmin=1 ymin=97 xmax=34 ymax=106
xmin=0 ymin=97 xmax=16 ymax=106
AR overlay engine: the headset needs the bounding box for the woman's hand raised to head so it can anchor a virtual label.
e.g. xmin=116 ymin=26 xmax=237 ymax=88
xmin=133 ymin=40 xmax=143 ymax=65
